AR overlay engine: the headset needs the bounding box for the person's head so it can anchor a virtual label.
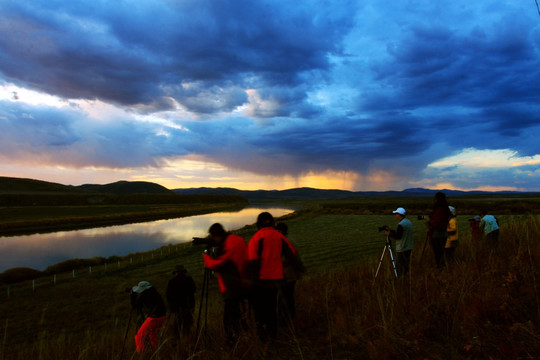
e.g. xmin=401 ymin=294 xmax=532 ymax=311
xmin=208 ymin=223 xmax=227 ymax=244
xmin=448 ymin=206 xmax=456 ymax=217
xmin=256 ymin=212 xmax=275 ymax=229
xmin=132 ymin=281 xmax=152 ymax=294
xmin=392 ymin=207 xmax=406 ymax=220
xmin=480 ymin=210 xmax=488 ymax=217
xmin=173 ymin=265 xmax=187 ymax=275
xmin=433 ymin=191 xmax=448 ymax=207
xmin=275 ymin=222 xmax=288 ymax=236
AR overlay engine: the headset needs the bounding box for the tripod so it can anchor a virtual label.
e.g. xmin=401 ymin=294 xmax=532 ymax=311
xmin=373 ymin=235 xmax=398 ymax=283
xmin=195 ymin=268 xmax=211 ymax=346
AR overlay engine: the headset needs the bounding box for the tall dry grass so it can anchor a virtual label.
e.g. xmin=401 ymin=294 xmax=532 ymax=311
xmin=1 ymin=215 xmax=539 ymax=359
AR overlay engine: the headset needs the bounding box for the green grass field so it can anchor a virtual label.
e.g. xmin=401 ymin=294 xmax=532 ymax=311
xmin=0 ymin=200 xmax=539 ymax=359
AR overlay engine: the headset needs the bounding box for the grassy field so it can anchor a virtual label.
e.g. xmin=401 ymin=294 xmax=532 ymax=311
xmin=0 ymin=197 xmax=539 ymax=359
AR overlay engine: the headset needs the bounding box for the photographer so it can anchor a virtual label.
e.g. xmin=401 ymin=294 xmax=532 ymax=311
xmin=248 ymin=212 xmax=299 ymax=339
xmin=479 ymin=210 xmax=499 ymax=247
xmin=202 ymin=223 xmax=249 ymax=344
xmin=166 ymin=265 xmax=196 ymax=337
xmin=385 ymin=207 xmax=413 ymax=276
xmin=130 ymin=281 xmax=167 ymax=353
xmin=428 ymin=192 xmax=451 ymax=268
xmin=445 ymin=206 xmax=458 ymax=263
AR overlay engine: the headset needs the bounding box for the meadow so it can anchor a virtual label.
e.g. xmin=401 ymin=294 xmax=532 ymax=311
xmin=0 ymin=197 xmax=539 ymax=359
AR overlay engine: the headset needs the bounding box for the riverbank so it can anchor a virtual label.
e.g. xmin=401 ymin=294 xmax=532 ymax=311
xmin=0 ymin=200 xmax=247 ymax=236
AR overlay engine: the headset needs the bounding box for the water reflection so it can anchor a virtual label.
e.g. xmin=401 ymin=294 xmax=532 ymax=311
xmin=0 ymin=206 xmax=294 ymax=272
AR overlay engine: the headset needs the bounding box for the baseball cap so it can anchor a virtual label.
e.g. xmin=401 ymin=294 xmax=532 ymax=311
xmin=392 ymin=207 xmax=406 ymax=215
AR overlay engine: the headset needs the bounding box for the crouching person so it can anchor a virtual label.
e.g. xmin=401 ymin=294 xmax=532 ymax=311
xmin=130 ymin=281 xmax=167 ymax=353
xmin=203 ymin=223 xmax=249 ymax=344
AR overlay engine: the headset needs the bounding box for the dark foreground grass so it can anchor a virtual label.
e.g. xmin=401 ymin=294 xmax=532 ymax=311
xmin=0 ymin=213 xmax=539 ymax=359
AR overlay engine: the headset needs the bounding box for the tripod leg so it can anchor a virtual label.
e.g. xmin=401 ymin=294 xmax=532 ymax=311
xmin=196 ymin=269 xmax=208 ymax=334
xmin=387 ymin=244 xmax=398 ymax=278
xmin=374 ymin=246 xmax=387 ymax=281
xmin=203 ymin=269 xmax=209 ymax=346
xmin=119 ymin=310 xmax=132 ymax=360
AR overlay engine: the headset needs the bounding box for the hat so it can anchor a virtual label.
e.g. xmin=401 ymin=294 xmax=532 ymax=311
xmin=468 ymin=215 xmax=481 ymax=222
xmin=392 ymin=207 xmax=406 ymax=215
xmin=132 ymin=281 xmax=152 ymax=293
xmin=448 ymin=206 xmax=456 ymax=216
xmin=173 ymin=265 xmax=186 ymax=274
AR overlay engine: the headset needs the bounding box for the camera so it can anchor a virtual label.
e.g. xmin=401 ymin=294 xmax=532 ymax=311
xmin=192 ymin=237 xmax=217 ymax=248
xmin=378 ymin=225 xmax=389 ymax=232
xmin=417 ymin=215 xmax=425 ymax=220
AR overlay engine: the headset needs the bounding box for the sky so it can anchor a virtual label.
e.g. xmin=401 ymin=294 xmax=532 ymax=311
xmin=0 ymin=1 xmax=539 ymax=192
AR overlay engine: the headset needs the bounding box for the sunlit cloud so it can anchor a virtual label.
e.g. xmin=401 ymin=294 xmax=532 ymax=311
xmin=428 ymin=148 xmax=540 ymax=169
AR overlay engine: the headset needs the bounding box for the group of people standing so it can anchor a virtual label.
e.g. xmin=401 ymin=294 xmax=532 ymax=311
xmin=129 ymin=211 xmax=304 ymax=353
xmin=386 ymin=191 xmax=500 ymax=274
xmin=203 ymin=212 xmax=304 ymax=342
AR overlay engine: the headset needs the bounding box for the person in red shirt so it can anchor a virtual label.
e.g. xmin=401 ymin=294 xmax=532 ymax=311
xmin=203 ymin=223 xmax=249 ymax=344
xmin=248 ymin=212 xmax=298 ymax=339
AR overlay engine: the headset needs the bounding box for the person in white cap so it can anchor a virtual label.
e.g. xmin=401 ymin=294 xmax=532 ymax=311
xmin=385 ymin=207 xmax=413 ymax=276
xmin=130 ymin=280 xmax=167 ymax=353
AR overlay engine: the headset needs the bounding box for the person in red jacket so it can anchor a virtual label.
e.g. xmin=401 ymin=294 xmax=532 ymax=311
xmin=203 ymin=223 xmax=249 ymax=344
xmin=248 ymin=212 xmax=298 ymax=339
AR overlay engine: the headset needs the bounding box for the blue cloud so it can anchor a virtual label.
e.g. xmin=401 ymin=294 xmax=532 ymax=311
xmin=0 ymin=1 xmax=539 ymax=190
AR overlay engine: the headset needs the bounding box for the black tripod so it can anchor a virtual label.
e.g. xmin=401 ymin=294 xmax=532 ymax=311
xmin=373 ymin=235 xmax=398 ymax=283
xmin=195 ymin=268 xmax=211 ymax=346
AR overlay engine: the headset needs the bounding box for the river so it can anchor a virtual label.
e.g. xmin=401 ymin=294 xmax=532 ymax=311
xmin=0 ymin=205 xmax=295 ymax=272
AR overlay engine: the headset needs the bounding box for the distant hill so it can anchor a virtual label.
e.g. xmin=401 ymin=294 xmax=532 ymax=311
xmin=78 ymin=180 xmax=173 ymax=195
xmin=173 ymin=186 xmax=530 ymax=201
xmin=0 ymin=177 xmax=173 ymax=195
xmin=0 ymin=176 xmax=85 ymax=194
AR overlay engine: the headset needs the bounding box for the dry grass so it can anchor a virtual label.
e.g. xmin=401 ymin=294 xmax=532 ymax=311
xmin=0 ymin=213 xmax=539 ymax=359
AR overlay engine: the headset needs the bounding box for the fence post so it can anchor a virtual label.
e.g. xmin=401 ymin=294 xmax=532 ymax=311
xmin=32 ymin=279 xmax=35 ymax=292
xmin=7 ymin=286 xmax=10 ymax=298
xmin=89 ymin=266 xmax=92 ymax=274
xmin=130 ymin=257 xmax=133 ymax=264
xmin=54 ymin=274 xmax=57 ymax=285
xmin=118 ymin=260 xmax=120 ymax=268
xmin=72 ymin=269 xmax=75 ymax=279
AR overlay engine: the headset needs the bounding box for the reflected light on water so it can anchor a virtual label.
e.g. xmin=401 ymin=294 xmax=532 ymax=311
xmin=0 ymin=207 xmax=294 ymax=272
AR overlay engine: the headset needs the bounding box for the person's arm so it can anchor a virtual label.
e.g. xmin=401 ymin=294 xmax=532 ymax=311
xmin=447 ymin=218 xmax=457 ymax=236
xmin=203 ymin=237 xmax=234 ymax=270
xmin=387 ymin=225 xmax=403 ymax=240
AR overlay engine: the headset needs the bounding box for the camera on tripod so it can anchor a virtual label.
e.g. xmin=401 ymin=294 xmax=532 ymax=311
xmin=378 ymin=225 xmax=389 ymax=232
xmin=192 ymin=237 xmax=217 ymax=248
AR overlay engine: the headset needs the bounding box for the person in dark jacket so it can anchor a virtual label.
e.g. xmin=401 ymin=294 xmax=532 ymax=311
xmin=203 ymin=223 xmax=249 ymax=344
xmin=130 ymin=281 xmax=167 ymax=353
xmin=427 ymin=192 xmax=451 ymax=268
xmin=276 ymin=222 xmax=304 ymax=324
xmin=166 ymin=265 xmax=196 ymax=337
xmin=248 ymin=212 xmax=298 ymax=339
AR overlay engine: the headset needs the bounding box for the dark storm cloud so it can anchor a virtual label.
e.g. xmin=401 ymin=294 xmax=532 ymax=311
xmin=1 ymin=1 xmax=540 ymax=190
xmin=0 ymin=0 xmax=355 ymax=115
